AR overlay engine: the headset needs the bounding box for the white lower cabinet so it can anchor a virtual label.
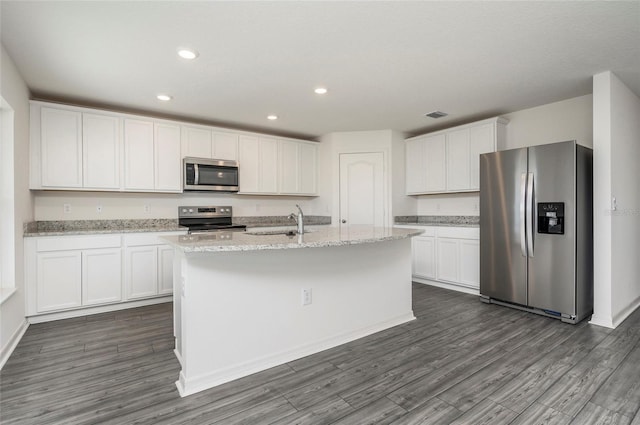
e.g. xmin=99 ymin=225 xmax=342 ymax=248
xmin=82 ymin=248 xmax=122 ymax=306
xmin=124 ymin=233 xmax=178 ymax=301
xmin=26 ymin=231 xmax=183 ymax=319
xmin=403 ymin=225 xmax=480 ymax=293
xmin=411 ymin=231 xmax=436 ymax=280
xmin=36 ymin=251 xmax=82 ymax=312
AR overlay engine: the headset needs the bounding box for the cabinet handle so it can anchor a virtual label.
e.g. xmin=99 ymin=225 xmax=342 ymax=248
xmin=341 ymin=219 xmax=347 ymax=224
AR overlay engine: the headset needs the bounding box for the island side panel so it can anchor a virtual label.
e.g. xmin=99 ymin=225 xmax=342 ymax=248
xmin=175 ymin=237 xmax=414 ymax=397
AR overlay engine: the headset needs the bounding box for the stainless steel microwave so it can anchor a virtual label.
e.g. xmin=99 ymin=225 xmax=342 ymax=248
xmin=183 ymin=157 xmax=239 ymax=192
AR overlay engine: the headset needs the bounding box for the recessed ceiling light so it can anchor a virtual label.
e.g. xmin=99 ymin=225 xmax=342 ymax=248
xmin=177 ymin=48 xmax=199 ymax=60
xmin=267 ymin=115 xmax=278 ymax=120
xmin=314 ymin=87 xmax=328 ymax=95
xmin=156 ymin=94 xmax=172 ymax=101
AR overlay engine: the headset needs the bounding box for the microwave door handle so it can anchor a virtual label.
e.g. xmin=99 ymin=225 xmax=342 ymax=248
xmin=194 ymin=164 xmax=199 ymax=185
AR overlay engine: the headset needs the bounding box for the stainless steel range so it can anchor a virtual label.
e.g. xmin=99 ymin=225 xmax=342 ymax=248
xmin=178 ymin=206 xmax=246 ymax=234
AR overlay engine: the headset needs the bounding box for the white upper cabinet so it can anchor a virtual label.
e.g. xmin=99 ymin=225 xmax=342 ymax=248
xmin=238 ymin=136 xmax=279 ymax=194
xmin=446 ymin=129 xmax=470 ymax=191
xmin=83 ymin=113 xmax=121 ymax=189
xmin=182 ymin=126 xmax=239 ymax=161
xmin=405 ymin=117 xmax=507 ymax=195
xmin=39 ymin=107 xmax=83 ymax=188
xmin=124 ymin=119 xmax=155 ymax=190
xmin=154 ymin=122 xmax=182 ymax=192
xmin=182 ymin=126 xmax=212 ymax=158
xmin=279 ymin=140 xmax=318 ymax=195
xmin=30 ymin=101 xmax=316 ymax=195
xmin=212 ymin=132 xmax=239 ymax=161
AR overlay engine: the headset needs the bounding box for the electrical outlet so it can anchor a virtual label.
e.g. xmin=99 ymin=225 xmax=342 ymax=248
xmin=96 ymin=205 xmax=103 ymax=214
xmin=144 ymin=205 xmax=151 ymax=213
xmin=63 ymin=204 xmax=71 ymax=214
xmin=302 ymin=288 xmax=312 ymax=306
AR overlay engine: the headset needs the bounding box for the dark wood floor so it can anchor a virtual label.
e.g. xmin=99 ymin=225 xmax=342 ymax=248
xmin=2 ymin=283 xmax=640 ymax=424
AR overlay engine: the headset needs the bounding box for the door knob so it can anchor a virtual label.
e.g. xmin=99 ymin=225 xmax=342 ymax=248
xmin=341 ymin=219 xmax=347 ymax=224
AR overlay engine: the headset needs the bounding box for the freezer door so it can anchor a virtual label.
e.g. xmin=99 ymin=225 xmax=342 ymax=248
xmin=527 ymin=141 xmax=577 ymax=316
xmin=480 ymin=148 xmax=528 ymax=305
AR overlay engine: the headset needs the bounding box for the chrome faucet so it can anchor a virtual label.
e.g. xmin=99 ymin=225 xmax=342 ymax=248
xmin=288 ymin=204 xmax=305 ymax=234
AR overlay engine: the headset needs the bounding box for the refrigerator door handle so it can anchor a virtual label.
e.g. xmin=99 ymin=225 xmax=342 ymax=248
xmin=520 ymin=172 xmax=527 ymax=257
xmin=526 ymin=172 xmax=535 ymax=257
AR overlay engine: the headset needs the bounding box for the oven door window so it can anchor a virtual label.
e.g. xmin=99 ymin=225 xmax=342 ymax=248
xmin=198 ymin=165 xmax=238 ymax=187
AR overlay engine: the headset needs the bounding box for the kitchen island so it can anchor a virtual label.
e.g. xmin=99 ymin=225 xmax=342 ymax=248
xmin=163 ymin=226 xmax=423 ymax=397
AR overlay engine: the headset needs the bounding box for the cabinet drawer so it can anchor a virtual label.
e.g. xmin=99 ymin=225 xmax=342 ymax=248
xmin=436 ymin=227 xmax=479 ymax=240
xmin=36 ymin=234 xmax=122 ymax=252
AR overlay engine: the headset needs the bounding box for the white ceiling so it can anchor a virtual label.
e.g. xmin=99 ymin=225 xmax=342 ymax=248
xmin=1 ymin=1 xmax=639 ymax=140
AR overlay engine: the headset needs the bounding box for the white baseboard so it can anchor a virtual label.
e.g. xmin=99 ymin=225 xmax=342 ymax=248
xmin=28 ymin=296 xmax=172 ymax=324
xmin=0 ymin=319 xmax=29 ymax=370
xmin=413 ymin=277 xmax=480 ymax=296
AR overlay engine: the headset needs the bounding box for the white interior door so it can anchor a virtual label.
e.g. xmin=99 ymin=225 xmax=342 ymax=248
xmin=339 ymin=152 xmax=385 ymax=227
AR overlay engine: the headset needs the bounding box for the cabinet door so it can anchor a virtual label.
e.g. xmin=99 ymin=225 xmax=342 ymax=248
xmin=182 ymin=126 xmax=212 ymax=158
xmin=154 ymin=122 xmax=182 ymax=192
xmin=40 ymin=107 xmax=83 ymax=188
xmin=413 ymin=236 xmax=436 ymax=279
xmin=259 ymin=138 xmax=279 ymax=194
xmin=406 ymin=138 xmax=426 ymax=194
xmin=298 ymin=142 xmax=317 ymax=195
xmin=212 ymin=132 xmax=239 ymax=161
xmin=82 ymin=248 xmax=122 ymax=305
xmin=238 ymin=135 xmax=260 ymax=192
xmin=125 ymin=246 xmax=158 ymax=299
xmin=436 ymin=238 xmax=459 ymax=283
xmin=459 ymin=239 xmax=480 ymax=288
xmin=238 ymin=136 xmax=278 ymax=194
xmin=124 ymin=119 xmax=154 ymax=190
xmin=157 ymin=245 xmax=174 ymax=295
xmin=424 ymin=134 xmax=446 ymax=192
xmin=36 ymin=251 xmax=82 ymax=312
xmin=83 ymin=113 xmax=120 ymax=189
xmin=468 ymin=123 xmax=496 ymax=190
xmin=279 ymin=140 xmax=299 ymax=194
xmin=446 ymin=129 xmax=470 ymax=191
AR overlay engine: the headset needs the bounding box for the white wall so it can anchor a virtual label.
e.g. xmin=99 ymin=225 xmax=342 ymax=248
xmin=316 ymin=129 xmax=415 ymax=226
xmin=416 ymin=94 xmax=594 ymax=216
xmin=34 ymin=191 xmax=321 ymax=221
xmin=0 ymin=44 xmax=33 ymax=366
xmin=591 ymin=71 xmax=640 ymax=328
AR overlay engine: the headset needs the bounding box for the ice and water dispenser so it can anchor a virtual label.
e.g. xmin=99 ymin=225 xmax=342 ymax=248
xmin=538 ymin=202 xmax=564 ymax=234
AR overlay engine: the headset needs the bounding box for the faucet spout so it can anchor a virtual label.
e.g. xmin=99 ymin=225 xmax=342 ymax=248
xmin=294 ymin=204 xmax=304 ymax=234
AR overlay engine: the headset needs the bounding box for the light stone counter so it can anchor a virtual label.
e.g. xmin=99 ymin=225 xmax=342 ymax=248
xmin=163 ymin=225 xmax=423 ymax=253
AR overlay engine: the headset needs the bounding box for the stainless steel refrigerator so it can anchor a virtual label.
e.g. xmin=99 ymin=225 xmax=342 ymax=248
xmin=479 ymin=141 xmax=593 ymax=324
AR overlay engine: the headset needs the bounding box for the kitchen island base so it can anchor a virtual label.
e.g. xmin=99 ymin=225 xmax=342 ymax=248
xmin=172 ymin=237 xmax=414 ymax=397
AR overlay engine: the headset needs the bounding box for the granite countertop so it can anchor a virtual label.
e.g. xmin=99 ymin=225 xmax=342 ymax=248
xmin=162 ymin=226 xmax=424 ymax=253
xmin=23 ymin=216 xmax=333 ymax=237
xmin=23 ymin=219 xmax=186 ymax=237
xmin=394 ymin=215 xmax=479 ymax=228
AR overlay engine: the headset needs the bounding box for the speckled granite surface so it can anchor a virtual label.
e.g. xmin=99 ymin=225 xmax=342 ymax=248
xmin=23 ymin=215 xmax=332 ymax=236
xmin=233 ymin=215 xmax=331 ymax=227
xmin=394 ymin=215 xmax=479 ymax=227
xmin=23 ymin=219 xmax=186 ymax=236
xmin=163 ymin=226 xmax=423 ymax=253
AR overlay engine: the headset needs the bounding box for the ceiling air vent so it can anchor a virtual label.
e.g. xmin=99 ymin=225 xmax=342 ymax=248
xmin=424 ymin=111 xmax=448 ymax=119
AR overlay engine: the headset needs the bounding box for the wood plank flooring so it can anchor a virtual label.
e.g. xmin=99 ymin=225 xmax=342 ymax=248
xmin=3 ymin=283 xmax=640 ymax=424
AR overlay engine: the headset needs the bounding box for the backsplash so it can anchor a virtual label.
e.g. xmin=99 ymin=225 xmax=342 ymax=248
xmin=395 ymin=215 xmax=479 ymax=226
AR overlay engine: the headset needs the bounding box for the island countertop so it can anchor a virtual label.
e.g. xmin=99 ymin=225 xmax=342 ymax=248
xmin=162 ymin=225 xmax=423 ymax=253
